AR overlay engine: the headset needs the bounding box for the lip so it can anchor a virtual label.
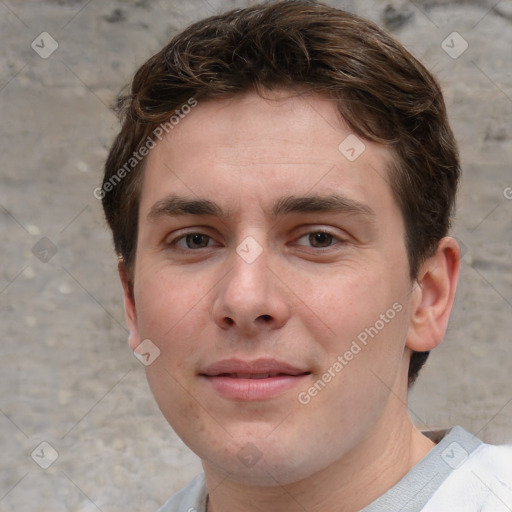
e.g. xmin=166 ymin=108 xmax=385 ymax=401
xmin=200 ymin=358 xmax=310 ymax=401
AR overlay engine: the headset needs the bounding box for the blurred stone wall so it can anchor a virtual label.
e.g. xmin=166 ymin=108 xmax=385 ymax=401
xmin=1 ymin=1 xmax=511 ymax=510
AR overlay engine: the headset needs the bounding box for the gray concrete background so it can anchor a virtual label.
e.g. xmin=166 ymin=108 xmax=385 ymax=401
xmin=1 ymin=0 xmax=511 ymax=510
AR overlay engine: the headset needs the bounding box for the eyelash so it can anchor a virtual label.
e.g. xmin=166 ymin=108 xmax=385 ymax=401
xmin=170 ymin=232 xmax=218 ymax=250
xmin=294 ymin=230 xmax=343 ymax=250
xmin=167 ymin=229 xmax=345 ymax=251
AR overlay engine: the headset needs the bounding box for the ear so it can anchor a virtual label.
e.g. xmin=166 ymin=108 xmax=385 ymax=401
xmin=118 ymin=258 xmax=141 ymax=351
xmin=406 ymin=237 xmax=461 ymax=352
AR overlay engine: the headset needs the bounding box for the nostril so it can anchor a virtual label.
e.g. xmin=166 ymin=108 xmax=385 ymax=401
xmin=259 ymin=314 xmax=272 ymax=322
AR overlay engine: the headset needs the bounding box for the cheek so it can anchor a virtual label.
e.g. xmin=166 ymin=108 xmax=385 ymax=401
xmin=144 ymin=362 xmax=212 ymax=454
xmin=134 ymin=264 xmax=209 ymax=338
xmin=305 ymin=264 xmax=399 ymax=346
xmin=132 ymin=266 xmax=218 ymax=407
xmin=133 ymin=269 xmax=211 ymax=431
xmin=301 ymin=263 xmax=410 ymax=398
xmin=293 ymin=311 xmax=408 ymax=465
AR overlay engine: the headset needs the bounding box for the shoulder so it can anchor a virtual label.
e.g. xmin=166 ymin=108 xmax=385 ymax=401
xmin=471 ymin=442 xmax=512 ymax=497
xmin=424 ymin=439 xmax=512 ymax=511
xmin=457 ymin=441 xmax=512 ymax=488
xmin=478 ymin=442 xmax=512 ymax=477
xmin=157 ymin=473 xmax=207 ymax=512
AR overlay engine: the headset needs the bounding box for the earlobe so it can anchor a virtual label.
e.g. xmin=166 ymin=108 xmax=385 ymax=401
xmin=406 ymin=237 xmax=461 ymax=352
xmin=118 ymin=258 xmax=141 ymax=351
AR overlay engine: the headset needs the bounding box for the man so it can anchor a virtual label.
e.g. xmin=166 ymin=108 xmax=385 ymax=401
xmin=100 ymin=1 xmax=512 ymax=510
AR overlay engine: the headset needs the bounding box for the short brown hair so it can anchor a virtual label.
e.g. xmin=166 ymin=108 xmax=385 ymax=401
xmin=101 ymin=0 xmax=460 ymax=385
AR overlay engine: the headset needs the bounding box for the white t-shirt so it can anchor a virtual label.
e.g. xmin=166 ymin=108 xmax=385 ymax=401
xmin=158 ymin=427 xmax=512 ymax=512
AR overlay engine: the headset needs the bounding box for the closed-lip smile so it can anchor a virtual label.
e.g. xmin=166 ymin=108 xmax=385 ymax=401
xmin=200 ymin=358 xmax=310 ymax=401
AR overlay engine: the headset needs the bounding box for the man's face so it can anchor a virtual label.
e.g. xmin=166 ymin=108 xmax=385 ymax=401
xmin=126 ymin=90 xmax=418 ymax=485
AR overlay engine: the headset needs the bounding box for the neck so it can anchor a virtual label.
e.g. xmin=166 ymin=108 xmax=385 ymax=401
xmin=204 ymin=413 xmax=434 ymax=512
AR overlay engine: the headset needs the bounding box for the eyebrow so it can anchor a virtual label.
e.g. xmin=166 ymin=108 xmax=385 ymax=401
xmin=272 ymin=194 xmax=375 ymax=219
xmin=147 ymin=194 xmax=375 ymax=221
xmin=148 ymin=196 xmax=223 ymax=220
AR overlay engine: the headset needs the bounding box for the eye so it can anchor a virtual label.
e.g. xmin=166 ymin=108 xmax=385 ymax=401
xmin=173 ymin=233 xmax=213 ymax=249
xmin=296 ymin=231 xmax=340 ymax=249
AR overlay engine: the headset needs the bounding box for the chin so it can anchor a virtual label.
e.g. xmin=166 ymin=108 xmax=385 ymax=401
xmin=198 ymin=433 xmax=333 ymax=488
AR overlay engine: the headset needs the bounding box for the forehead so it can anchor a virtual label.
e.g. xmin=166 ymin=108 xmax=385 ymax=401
xmin=140 ymin=90 xmax=398 ymax=221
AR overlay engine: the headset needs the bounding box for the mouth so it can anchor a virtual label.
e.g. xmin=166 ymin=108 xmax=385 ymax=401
xmin=199 ymin=359 xmax=311 ymax=400
xmin=215 ymin=372 xmax=306 ymax=379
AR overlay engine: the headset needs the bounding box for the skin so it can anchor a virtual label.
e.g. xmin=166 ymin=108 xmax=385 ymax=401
xmin=120 ymin=89 xmax=460 ymax=512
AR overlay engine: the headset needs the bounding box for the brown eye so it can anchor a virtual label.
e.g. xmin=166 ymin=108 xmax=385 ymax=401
xmin=308 ymin=232 xmax=335 ymax=248
xmin=184 ymin=233 xmax=211 ymax=249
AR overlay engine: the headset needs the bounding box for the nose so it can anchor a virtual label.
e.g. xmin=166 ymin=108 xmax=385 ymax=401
xmin=211 ymin=245 xmax=291 ymax=336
